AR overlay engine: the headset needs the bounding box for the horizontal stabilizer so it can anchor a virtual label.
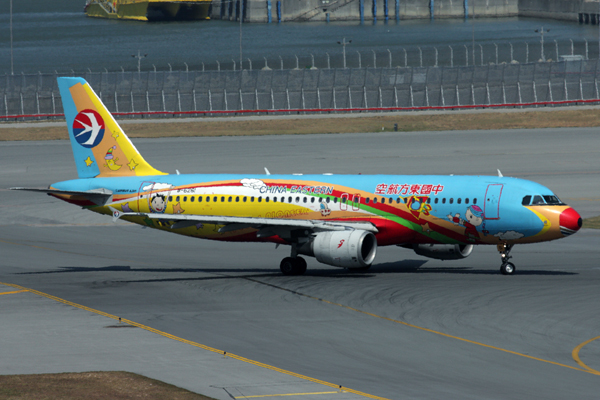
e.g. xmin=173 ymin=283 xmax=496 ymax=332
xmin=11 ymin=187 xmax=113 ymax=206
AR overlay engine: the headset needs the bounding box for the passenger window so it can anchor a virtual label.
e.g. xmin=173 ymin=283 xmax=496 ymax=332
xmin=236 ymin=196 xmax=239 ymax=202
xmin=168 ymin=196 xmax=173 ymax=202
xmin=326 ymin=197 xmax=331 ymax=203
xmin=243 ymin=197 xmax=246 ymax=202
xmin=258 ymin=197 xmax=262 ymax=202
xmin=190 ymin=196 xmax=195 ymax=202
xmin=373 ymin=198 xmax=378 ymax=204
xmin=198 ymin=196 xmax=202 ymax=202
xmin=250 ymin=197 xmax=254 ymax=202
xmin=228 ymin=196 xmax=232 ymax=202
xmin=522 ymin=195 xmax=531 ymax=205
xmin=449 ymin=198 xmax=454 ymax=204
xmin=442 ymin=198 xmax=446 ymax=204
xmin=296 ymin=197 xmax=300 ymax=203
xmin=176 ymin=196 xmax=180 ymax=202
xmin=311 ymin=197 xmax=315 ymax=203
xmin=220 ymin=196 xmax=224 ymax=202
xmin=266 ymin=197 xmax=270 ymax=202
xmin=318 ymin=197 xmax=323 ymax=203
xmin=465 ymin=198 xmax=469 ymax=204
xmin=206 ymin=196 xmax=210 ymax=202
xmin=457 ymin=198 xmax=461 ymax=204
xmin=273 ymin=197 xmax=277 ymax=202
xmin=473 ymin=198 xmax=477 ymax=204
xmin=531 ymin=195 xmax=545 ymax=205
xmin=213 ymin=196 xmax=217 ymax=202
xmin=427 ymin=198 xmax=431 ymax=204
xmin=333 ymin=198 xmax=337 ymax=204
xmin=183 ymin=196 xmax=187 ymax=202
xmin=365 ymin=198 xmax=370 ymax=204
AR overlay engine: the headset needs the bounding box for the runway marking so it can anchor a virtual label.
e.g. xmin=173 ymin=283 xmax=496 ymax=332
xmin=244 ymin=278 xmax=600 ymax=377
xmin=572 ymin=336 xmax=600 ymax=375
xmin=0 ymin=289 xmax=28 ymax=296
xmin=0 ymin=282 xmax=389 ymax=400
xmin=234 ymin=391 xmax=339 ymax=398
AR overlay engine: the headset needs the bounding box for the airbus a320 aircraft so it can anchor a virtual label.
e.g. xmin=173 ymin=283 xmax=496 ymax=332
xmin=13 ymin=77 xmax=582 ymax=275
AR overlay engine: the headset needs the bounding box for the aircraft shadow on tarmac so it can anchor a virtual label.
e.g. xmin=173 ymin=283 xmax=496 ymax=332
xmin=16 ymin=260 xmax=577 ymax=283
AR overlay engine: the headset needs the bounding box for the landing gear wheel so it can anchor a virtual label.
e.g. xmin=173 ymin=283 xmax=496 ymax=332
xmin=280 ymin=257 xmax=307 ymax=276
xmin=348 ymin=264 xmax=372 ymax=272
xmin=280 ymin=257 xmax=296 ymax=275
xmin=500 ymin=262 xmax=515 ymax=275
xmin=295 ymin=257 xmax=307 ymax=275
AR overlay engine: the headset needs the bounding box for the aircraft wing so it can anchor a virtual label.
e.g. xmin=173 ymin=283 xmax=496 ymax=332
xmin=115 ymin=211 xmax=378 ymax=238
xmin=11 ymin=187 xmax=113 ymax=206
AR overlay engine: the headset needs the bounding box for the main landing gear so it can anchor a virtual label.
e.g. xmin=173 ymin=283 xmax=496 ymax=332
xmin=497 ymin=243 xmax=515 ymax=275
xmin=280 ymin=256 xmax=307 ymax=276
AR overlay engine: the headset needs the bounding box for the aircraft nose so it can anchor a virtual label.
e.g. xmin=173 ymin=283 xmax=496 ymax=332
xmin=560 ymin=207 xmax=582 ymax=237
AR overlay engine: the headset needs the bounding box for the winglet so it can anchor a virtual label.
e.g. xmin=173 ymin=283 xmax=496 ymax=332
xmin=497 ymin=169 xmax=504 ymax=178
xmin=57 ymin=77 xmax=166 ymax=179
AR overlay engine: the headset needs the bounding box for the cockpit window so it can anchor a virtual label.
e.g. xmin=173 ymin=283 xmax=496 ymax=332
xmin=524 ymin=194 xmax=565 ymax=206
xmin=543 ymin=195 xmax=565 ymax=205
xmin=531 ymin=195 xmax=545 ymax=205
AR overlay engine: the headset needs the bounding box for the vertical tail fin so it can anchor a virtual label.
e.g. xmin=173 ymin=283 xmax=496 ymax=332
xmin=57 ymin=77 xmax=166 ymax=179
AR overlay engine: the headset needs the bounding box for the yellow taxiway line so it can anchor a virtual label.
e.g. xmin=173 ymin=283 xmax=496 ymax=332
xmin=0 ymin=289 xmax=28 ymax=296
xmin=572 ymin=335 xmax=600 ymax=375
xmin=246 ymin=277 xmax=600 ymax=377
xmin=235 ymin=392 xmax=339 ymax=399
xmin=0 ymin=282 xmax=388 ymax=400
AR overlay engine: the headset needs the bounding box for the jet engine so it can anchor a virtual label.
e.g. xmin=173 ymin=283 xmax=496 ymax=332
xmin=412 ymin=244 xmax=474 ymax=260
xmin=298 ymin=230 xmax=377 ymax=268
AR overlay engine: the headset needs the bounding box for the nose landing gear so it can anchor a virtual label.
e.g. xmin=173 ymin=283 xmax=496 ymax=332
xmin=497 ymin=243 xmax=515 ymax=275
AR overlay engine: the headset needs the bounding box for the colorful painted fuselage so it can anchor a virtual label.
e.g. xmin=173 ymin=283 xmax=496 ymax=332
xmin=18 ymin=77 xmax=580 ymax=274
xmin=50 ymin=173 xmax=575 ymax=247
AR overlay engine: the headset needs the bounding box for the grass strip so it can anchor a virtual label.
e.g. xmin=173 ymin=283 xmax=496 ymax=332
xmin=0 ymin=371 xmax=216 ymax=400
xmin=583 ymin=216 xmax=600 ymax=229
xmin=2 ymin=108 xmax=600 ymax=141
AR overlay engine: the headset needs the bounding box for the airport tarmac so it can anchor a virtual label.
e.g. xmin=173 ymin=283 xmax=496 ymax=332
xmin=1 ymin=128 xmax=599 ymax=399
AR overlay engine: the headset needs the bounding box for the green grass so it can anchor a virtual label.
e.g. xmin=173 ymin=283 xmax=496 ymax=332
xmin=583 ymin=216 xmax=600 ymax=229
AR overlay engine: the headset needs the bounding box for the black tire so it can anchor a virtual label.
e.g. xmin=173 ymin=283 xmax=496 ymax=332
xmin=348 ymin=264 xmax=372 ymax=272
xmin=280 ymin=257 xmax=296 ymax=275
xmin=295 ymin=257 xmax=307 ymax=275
xmin=500 ymin=262 xmax=515 ymax=275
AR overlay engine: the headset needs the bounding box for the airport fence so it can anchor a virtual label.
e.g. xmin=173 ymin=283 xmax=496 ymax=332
xmin=2 ymin=59 xmax=600 ymax=120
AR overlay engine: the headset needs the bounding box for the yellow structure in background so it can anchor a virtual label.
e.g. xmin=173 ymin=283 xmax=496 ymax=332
xmin=84 ymin=0 xmax=211 ymax=21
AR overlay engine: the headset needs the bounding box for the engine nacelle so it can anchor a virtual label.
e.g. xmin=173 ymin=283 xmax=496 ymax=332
xmin=298 ymin=230 xmax=377 ymax=268
xmin=412 ymin=244 xmax=474 ymax=260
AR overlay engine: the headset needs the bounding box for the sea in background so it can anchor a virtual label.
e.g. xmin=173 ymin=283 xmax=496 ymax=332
xmin=1 ymin=0 xmax=599 ymax=74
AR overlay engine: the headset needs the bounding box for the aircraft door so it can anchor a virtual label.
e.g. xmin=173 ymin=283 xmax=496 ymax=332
xmin=138 ymin=181 xmax=171 ymax=213
xmin=484 ymin=184 xmax=503 ymax=220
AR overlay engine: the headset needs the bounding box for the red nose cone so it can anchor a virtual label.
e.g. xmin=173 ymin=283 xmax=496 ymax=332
xmin=560 ymin=208 xmax=582 ymax=236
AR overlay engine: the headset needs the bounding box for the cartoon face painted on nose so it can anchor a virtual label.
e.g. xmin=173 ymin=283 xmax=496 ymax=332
xmin=150 ymin=194 xmax=167 ymax=213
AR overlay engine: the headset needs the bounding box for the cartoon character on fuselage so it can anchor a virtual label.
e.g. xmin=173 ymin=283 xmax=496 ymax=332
xmin=150 ymin=194 xmax=167 ymax=213
xmin=448 ymin=205 xmax=484 ymax=242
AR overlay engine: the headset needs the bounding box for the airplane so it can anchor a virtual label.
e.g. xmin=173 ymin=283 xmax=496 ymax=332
xmin=12 ymin=77 xmax=582 ymax=276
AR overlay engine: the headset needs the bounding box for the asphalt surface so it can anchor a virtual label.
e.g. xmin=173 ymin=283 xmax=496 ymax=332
xmin=1 ymin=128 xmax=599 ymax=399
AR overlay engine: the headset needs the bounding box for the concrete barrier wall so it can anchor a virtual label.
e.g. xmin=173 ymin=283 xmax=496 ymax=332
xmin=211 ymin=0 xmax=520 ymax=22
xmin=210 ymin=0 xmax=600 ymax=23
